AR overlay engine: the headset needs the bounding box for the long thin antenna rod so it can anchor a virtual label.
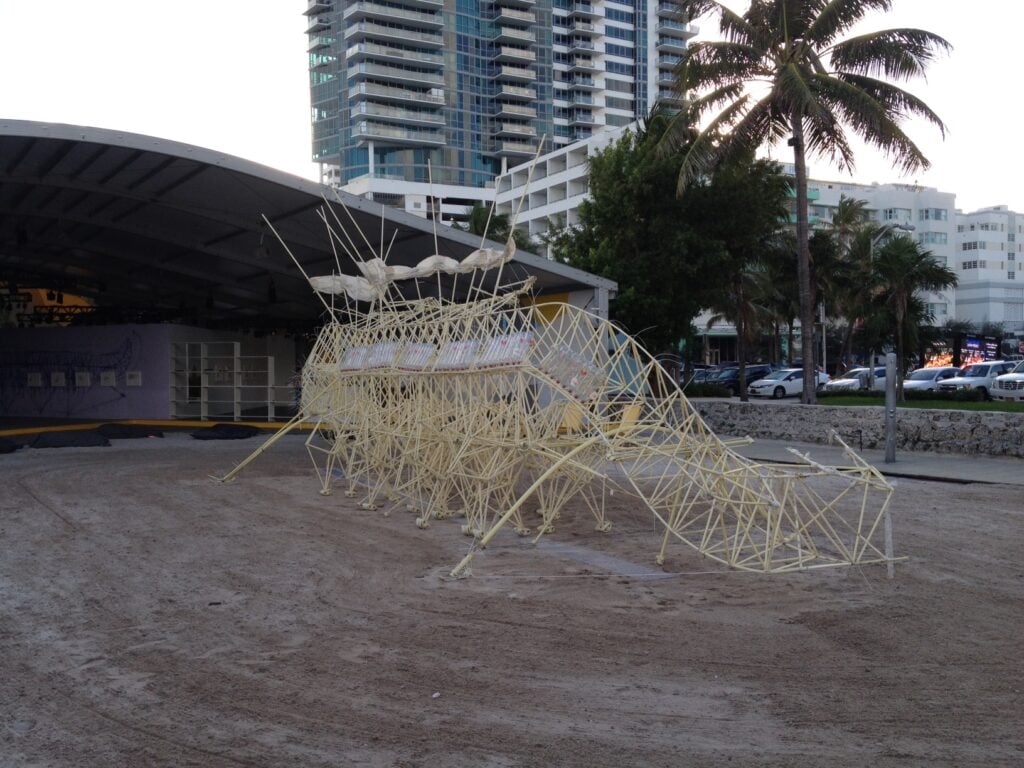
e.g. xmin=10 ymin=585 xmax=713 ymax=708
xmin=261 ymin=214 xmax=335 ymax=316
xmin=323 ymin=194 xmax=365 ymax=266
xmin=427 ymin=159 xmax=440 ymax=257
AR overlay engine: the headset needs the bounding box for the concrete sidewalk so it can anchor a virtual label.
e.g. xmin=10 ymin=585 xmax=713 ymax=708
xmin=734 ymin=436 xmax=1024 ymax=486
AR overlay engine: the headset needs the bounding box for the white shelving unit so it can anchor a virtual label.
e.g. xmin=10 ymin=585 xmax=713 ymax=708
xmin=170 ymin=341 xmax=293 ymax=420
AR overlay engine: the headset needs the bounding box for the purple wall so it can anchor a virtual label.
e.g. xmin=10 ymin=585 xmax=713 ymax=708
xmin=0 ymin=324 xmax=172 ymax=419
xmin=0 ymin=324 xmax=300 ymax=420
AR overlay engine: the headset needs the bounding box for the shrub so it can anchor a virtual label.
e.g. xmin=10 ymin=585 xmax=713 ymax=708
xmin=905 ymin=388 xmax=986 ymax=403
xmin=683 ymin=383 xmax=732 ymax=398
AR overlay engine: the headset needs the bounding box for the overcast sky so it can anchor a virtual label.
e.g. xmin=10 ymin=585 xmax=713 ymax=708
xmin=0 ymin=1 xmax=1019 ymax=212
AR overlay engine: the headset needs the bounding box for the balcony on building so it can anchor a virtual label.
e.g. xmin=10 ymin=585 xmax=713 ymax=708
xmin=657 ymin=88 xmax=683 ymax=105
xmin=493 ymin=122 xmax=539 ymax=138
xmin=656 ymin=2 xmax=684 ymax=17
xmin=494 ymin=45 xmax=537 ymax=63
xmin=570 ymin=111 xmax=595 ymax=125
xmin=572 ymin=20 xmax=597 ymax=36
xmin=400 ymin=0 xmax=444 ymax=8
xmin=353 ymin=121 xmax=445 ymax=146
xmin=658 ymin=54 xmax=682 ymax=67
xmin=308 ymin=35 xmax=334 ymax=53
xmin=346 ymin=42 xmax=444 ymax=67
xmin=570 ymin=92 xmax=593 ymax=107
xmin=570 ymin=75 xmax=598 ymax=90
xmin=570 ymin=57 xmax=596 ymax=72
xmin=307 ymin=16 xmax=332 ymax=34
xmin=343 ymin=1 xmax=443 ymax=29
xmin=351 ymin=101 xmax=445 ymax=126
xmin=656 ymin=19 xmax=698 ymax=38
xmin=344 ymin=21 xmax=443 ymax=48
xmin=305 ymin=0 xmax=333 ymax=15
xmin=350 ymin=82 xmax=446 ymax=107
xmin=492 ymin=26 xmax=536 ymax=43
xmin=491 ymin=6 xmax=536 ymax=24
xmin=495 ymin=0 xmax=536 ymax=8
xmin=656 ymin=35 xmax=688 ymax=53
xmin=569 ymin=39 xmax=595 ymax=53
xmin=349 ymin=61 xmax=445 ymax=87
xmin=494 ymin=102 xmax=538 ymax=119
xmin=493 ymin=64 xmax=537 ymax=82
xmin=310 ymin=51 xmax=338 ymax=71
xmin=496 ymin=83 xmax=536 ymax=101
xmin=657 ymin=70 xmax=676 ymax=85
xmin=495 ymin=139 xmax=537 ymax=157
xmin=570 ymin=2 xmax=598 ymax=18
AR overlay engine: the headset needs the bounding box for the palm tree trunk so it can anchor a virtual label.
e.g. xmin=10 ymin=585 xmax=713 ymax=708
xmin=792 ymin=113 xmax=816 ymax=404
xmin=840 ymin=322 xmax=855 ymax=374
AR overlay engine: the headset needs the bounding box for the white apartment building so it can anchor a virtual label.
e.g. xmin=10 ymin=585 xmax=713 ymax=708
xmin=954 ymin=205 xmax=1024 ymax=333
xmin=494 ymin=123 xmax=629 ymax=245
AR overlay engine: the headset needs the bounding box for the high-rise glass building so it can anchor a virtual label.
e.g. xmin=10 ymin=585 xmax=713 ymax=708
xmin=305 ymin=0 xmax=696 ymax=212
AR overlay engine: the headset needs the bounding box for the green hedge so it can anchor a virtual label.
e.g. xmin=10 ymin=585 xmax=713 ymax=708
xmin=817 ymin=388 xmax=987 ymax=403
xmin=683 ymin=383 xmax=733 ymax=398
xmin=904 ymin=388 xmax=987 ymax=403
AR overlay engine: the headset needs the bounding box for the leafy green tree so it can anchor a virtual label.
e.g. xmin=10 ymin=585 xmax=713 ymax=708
xmin=670 ymin=0 xmax=950 ymax=403
xmin=872 ymin=236 xmax=958 ymax=398
xmin=551 ymin=109 xmax=790 ymax=362
xmin=755 ymin=235 xmax=799 ymax=365
xmin=547 ymin=114 xmax=703 ymax=351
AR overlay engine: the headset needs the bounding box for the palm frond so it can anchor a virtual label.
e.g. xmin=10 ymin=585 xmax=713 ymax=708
xmin=805 ymin=0 xmax=894 ymax=47
xmin=829 ymin=29 xmax=952 ymax=80
xmin=817 ymin=74 xmax=938 ymax=173
xmin=674 ymin=110 xmax=736 ymax=194
xmin=681 ymin=41 xmax=767 ymax=90
xmin=681 ymin=80 xmax=748 ymax=123
xmin=677 ymin=1 xmax=757 ymax=45
xmin=838 ymin=73 xmax=947 ymax=136
xmin=713 ymin=93 xmax=790 ymax=167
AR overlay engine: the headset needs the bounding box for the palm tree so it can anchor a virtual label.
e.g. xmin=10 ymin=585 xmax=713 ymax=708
xmin=706 ymin=259 xmax=777 ymax=401
xmin=669 ymin=0 xmax=950 ymax=404
xmin=872 ymin=236 xmax=957 ymax=398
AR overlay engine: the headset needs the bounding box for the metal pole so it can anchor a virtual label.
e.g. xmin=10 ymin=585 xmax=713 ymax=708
xmin=867 ymin=238 xmax=875 ymax=390
xmin=884 ymin=352 xmax=897 ymax=463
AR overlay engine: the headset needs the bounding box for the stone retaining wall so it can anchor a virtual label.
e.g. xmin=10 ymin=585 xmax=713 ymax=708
xmin=691 ymin=400 xmax=1024 ymax=458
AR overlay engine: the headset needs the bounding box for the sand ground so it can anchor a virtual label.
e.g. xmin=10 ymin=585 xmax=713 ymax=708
xmin=2 ymin=433 xmax=1022 ymax=767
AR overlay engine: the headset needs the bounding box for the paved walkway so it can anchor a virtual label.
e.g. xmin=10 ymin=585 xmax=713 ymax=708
xmin=734 ymin=437 xmax=1024 ymax=486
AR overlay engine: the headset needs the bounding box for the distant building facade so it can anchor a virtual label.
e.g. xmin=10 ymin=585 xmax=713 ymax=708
xmin=305 ymin=0 xmax=696 ymax=220
xmin=954 ymin=205 xmax=1024 ymax=334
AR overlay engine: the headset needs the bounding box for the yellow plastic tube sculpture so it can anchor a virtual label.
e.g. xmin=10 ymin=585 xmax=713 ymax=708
xmin=220 ymin=207 xmax=895 ymax=577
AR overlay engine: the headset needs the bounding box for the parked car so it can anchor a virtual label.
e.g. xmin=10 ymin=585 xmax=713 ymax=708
xmin=937 ymin=360 xmax=1017 ymax=399
xmin=989 ymin=360 xmax=1024 ymax=402
xmin=824 ymin=366 xmax=887 ymax=392
xmin=678 ymin=364 xmax=714 ymax=386
xmin=747 ymin=368 xmax=830 ymax=399
xmin=902 ymin=366 xmax=962 ymax=392
xmin=712 ymin=364 xmax=775 ymax=396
